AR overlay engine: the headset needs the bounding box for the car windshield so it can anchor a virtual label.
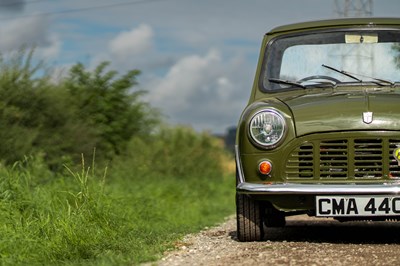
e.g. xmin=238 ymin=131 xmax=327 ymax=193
xmin=263 ymin=30 xmax=400 ymax=91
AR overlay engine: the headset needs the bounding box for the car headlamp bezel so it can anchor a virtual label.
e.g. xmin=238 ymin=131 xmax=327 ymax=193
xmin=248 ymin=109 xmax=287 ymax=149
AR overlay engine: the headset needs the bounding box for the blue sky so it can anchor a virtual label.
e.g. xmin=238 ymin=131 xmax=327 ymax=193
xmin=0 ymin=0 xmax=399 ymax=134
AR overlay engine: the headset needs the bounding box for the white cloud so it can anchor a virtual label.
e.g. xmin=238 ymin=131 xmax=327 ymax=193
xmin=36 ymin=35 xmax=62 ymax=60
xmin=0 ymin=16 xmax=61 ymax=62
xmin=109 ymin=24 xmax=154 ymax=59
xmin=0 ymin=17 xmax=54 ymax=52
xmin=149 ymin=49 xmax=221 ymax=111
xmin=145 ymin=49 xmax=251 ymax=133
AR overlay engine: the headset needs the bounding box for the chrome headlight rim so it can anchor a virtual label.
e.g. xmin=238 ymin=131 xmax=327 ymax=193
xmin=248 ymin=109 xmax=287 ymax=149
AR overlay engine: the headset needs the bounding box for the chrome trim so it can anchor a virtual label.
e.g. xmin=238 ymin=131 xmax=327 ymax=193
xmin=248 ymin=109 xmax=287 ymax=149
xmin=237 ymin=182 xmax=400 ymax=195
xmin=235 ymin=145 xmax=245 ymax=184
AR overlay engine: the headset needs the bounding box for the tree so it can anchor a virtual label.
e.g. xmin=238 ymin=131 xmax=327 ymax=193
xmin=64 ymin=62 xmax=159 ymax=159
xmin=0 ymin=48 xmax=99 ymax=167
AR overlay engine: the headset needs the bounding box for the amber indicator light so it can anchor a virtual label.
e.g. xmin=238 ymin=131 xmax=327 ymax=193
xmin=259 ymin=161 xmax=272 ymax=175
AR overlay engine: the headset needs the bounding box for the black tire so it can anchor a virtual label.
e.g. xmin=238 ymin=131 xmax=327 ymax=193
xmin=236 ymin=193 xmax=264 ymax=242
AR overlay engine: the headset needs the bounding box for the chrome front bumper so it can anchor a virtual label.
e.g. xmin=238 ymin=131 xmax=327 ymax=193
xmin=237 ymin=182 xmax=400 ymax=195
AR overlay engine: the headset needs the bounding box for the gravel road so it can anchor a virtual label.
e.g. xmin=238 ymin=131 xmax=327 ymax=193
xmin=150 ymin=214 xmax=400 ymax=266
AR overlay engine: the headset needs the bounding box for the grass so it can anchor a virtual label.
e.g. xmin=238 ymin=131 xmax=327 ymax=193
xmin=0 ymin=127 xmax=235 ymax=265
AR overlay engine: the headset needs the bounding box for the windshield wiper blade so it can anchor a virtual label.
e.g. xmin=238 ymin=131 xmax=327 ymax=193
xmin=361 ymin=76 xmax=395 ymax=86
xmin=269 ymin=78 xmax=306 ymax=89
xmin=322 ymin=64 xmax=362 ymax=82
xmin=322 ymin=64 xmax=395 ymax=86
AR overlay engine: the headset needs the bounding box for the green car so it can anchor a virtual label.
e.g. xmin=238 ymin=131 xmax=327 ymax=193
xmin=236 ymin=17 xmax=400 ymax=242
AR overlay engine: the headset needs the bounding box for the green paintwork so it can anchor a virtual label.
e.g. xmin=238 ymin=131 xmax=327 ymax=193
xmin=236 ymin=18 xmax=400 ymax=212
xmin=281 ymin=88 xmax=400 ymax=136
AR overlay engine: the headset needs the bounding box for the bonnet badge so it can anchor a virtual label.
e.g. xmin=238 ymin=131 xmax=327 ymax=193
xmin=363 ymin=112 xmax=373 ymax=124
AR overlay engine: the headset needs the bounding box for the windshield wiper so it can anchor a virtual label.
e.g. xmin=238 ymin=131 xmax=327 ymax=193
xmin=322 ymin=64 xmax=362 ymax=82
xmin=269 ymin=77 xmax=337 ymax=89
xmin=322 ymin=64 xmax=395 ymax=86
xmin=269 ymin=78 xmax=306 ymax=89
xmin=360 ymin=76 xmax=395 ymax=86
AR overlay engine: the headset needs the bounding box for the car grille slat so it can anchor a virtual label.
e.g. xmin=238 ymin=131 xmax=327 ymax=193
xmin=286 ymin=143 xmax=313 ymax=179
xmin=319 ymin=140 xmax=348 ymax=178
xmin=285 ymin=137 xmax=400 ymax=180
xmin=353 ymin=139 xmax=382 ymax=179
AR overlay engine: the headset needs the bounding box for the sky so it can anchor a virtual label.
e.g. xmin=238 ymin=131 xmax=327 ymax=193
xmin=0 ymin=0 xmax=399 ymax=134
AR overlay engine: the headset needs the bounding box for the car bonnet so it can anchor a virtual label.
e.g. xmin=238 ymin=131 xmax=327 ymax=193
xmin=279 ymin=88 xmax=400 ymax=137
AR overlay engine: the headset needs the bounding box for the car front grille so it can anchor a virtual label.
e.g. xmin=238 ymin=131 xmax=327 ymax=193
xmin=285 ymin=138 xmax=400 ymax=180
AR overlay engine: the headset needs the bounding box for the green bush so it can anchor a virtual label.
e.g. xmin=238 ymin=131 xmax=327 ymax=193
xmin=118 ymin=126 xmax=226 ymax=179
xmin=0 ymin=49 xmax=159 ymax=167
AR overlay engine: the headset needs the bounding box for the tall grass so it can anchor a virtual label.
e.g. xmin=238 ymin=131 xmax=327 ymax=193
xmin=0 ymin=127 xmax=235 ymax=265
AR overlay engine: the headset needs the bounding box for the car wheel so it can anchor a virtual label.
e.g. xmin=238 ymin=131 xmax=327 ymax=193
xmin=236 ymin=192 xmax=264 ymax=242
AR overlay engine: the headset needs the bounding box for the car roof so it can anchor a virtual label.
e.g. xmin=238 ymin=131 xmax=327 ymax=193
xmin=267 ymin=17 xmax=400 ymax=35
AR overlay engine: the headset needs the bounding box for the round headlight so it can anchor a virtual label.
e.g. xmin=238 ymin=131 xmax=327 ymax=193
xmin=249 ymin=110 xmax=286 ymax=148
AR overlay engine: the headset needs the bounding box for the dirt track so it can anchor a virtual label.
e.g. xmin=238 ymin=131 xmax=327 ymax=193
xmin=152 ymin=215 xmax=400 ymax=266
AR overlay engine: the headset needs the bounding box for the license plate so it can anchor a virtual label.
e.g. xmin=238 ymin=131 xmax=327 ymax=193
xmin=316 ymin=195 xmax=400 ymax=217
